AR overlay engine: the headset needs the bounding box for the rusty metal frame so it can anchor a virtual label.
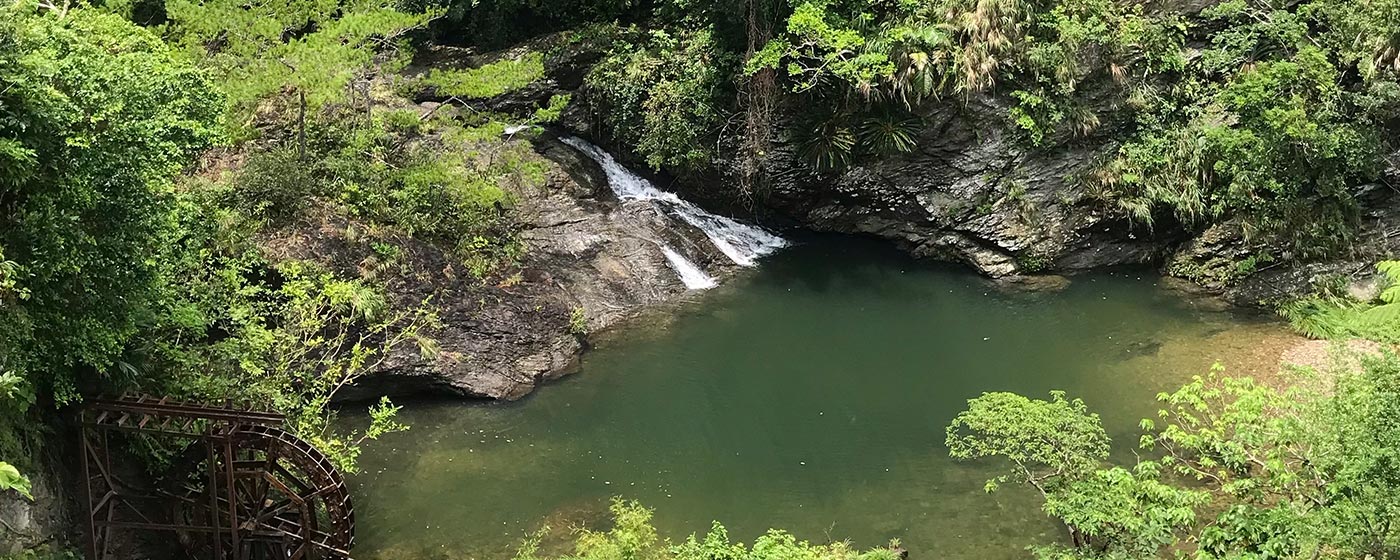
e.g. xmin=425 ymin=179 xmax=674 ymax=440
xmin=79 ymin=394 xmax=353 ymax=560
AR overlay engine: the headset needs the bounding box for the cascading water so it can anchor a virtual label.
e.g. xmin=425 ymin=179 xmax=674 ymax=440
xmin=561 ymin=137 xmax=789 ymax=274
xmin=660 ymin=246 xmax=719 ymax=290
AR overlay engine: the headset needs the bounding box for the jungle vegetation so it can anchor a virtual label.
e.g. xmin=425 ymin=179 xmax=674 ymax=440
xmin=0 ymin=0 xmax=551 ymax=485
xmin=4 ymin=0 xmax=1400 ymax=559
xmin=426 ymin=0 xmax=1400 ymax=256
xmin=945 ymin=351 xmax=1400 ymax=560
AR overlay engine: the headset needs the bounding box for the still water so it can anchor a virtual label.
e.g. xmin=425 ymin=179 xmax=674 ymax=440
xmin=348 ymin=236 xmax=1298 ymax=560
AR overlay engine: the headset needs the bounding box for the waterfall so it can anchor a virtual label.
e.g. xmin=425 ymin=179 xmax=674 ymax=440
xmin=561 ymin=137 xmax=789 ymax=270
xmin=660 ymin=246 xmax=719 ymax=290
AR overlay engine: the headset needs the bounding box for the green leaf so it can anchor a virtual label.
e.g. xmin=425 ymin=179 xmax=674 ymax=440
xmin=0 ymin=462 xmax=33 ymax=500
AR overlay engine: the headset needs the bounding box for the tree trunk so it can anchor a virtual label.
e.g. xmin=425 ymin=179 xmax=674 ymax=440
xmin=298 ymin=89 xmax=307 ymax=160
xmin=737 ymin=0 xmax=779 ymax=202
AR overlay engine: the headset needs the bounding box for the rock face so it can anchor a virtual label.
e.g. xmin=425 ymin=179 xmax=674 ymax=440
xmin=1217 ymin=181 xmax=1400 ymax=306
xmin=297 ymin=131 xmax=727 ymax=402
xmin=0 ymin=444 xmax=77 ymax=555
xmin=727 ymin=92 xmax=1400 ymax=301
xmin=754 ymin=95 xmax=1185 ymax=279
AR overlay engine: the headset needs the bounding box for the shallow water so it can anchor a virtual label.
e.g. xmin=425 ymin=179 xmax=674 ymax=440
xmin=347 ymin=236 xmax=1298 ymax=560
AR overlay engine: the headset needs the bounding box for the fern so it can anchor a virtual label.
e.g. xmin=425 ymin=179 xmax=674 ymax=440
xmin=1279 ymin=297 xmax=1350 ymax=340
xmin=1378 ymin=261 xmax=1400 ymax=303
xmin=1280 ymin=261 xmax=1400 ymax=343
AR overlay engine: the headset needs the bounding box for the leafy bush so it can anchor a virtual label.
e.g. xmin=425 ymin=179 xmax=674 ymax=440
xmin=521 ymin=500 xmax=901 ymax=560
xmin=229 ymin=147 xmax=319 ymax=223
xmin=951 ymin=352 xmax=1400 ymax=559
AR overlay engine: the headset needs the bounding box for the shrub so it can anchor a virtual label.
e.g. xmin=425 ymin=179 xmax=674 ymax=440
xmin=521 ymin=500 xmax=901 ymax=560
xmin=585 ymin=29 xmax=734 ymax=171
xmin=231 ymin=147 xmax=318 ymax=223
xmin=420 ymin=52 xmax=546 ymax=99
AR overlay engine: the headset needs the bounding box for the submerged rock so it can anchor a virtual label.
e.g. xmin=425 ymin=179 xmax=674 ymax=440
xmin=994 ymin=274 xmax=1072 ymax=293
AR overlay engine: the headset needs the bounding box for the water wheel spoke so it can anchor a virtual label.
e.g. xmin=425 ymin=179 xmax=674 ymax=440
xmin=254 ymin=449 xmax=277 ymax=511
xmin=271 ymin=461 xmax=317 ymax=496
xmin=249 ymin=496 xmax=301 ymax=529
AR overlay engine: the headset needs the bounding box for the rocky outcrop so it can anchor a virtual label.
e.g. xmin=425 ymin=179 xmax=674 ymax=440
xmin=271 ymin=130 xmax=722 ymax=402
xmin=712 ymin=87 xmax=1400 ymax=303
xmin=753 ymin=95 xmax=1184 ymax=279
xmin=1217 ymin=181 xmax=1400 ymax=306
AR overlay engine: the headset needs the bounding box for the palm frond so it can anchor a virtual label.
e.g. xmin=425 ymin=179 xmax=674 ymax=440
xmin=857 ymin=112 xmax=922 ymax=154
xmin=793 ymin=113 xmax=858 ymax=172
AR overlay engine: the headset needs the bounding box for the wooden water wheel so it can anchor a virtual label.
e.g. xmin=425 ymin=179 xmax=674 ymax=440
xmin=81 ymin=395 xmax=355 ymax=560
xmin=171 ymin=425 xmax=355 ymax=560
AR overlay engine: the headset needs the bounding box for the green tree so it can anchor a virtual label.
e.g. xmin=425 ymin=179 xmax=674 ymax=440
xmin=162 ymin=0 xmax=436 ymax=145
xmin=586 ymin=28 xmax=734 ymax=171
xmin=947 ymin=391 xmax=1202 ymax=557
xmin=951 ymin=353 xmax=1400 ymax=559
xmin=0 ymin=2 xmax=222 ymax=408
xmin=946 ymin=391 xmax=1109 ymax=495
xmin=133 ymin=188 xmax=432 ymax=472
xmin=1040 ymin=464 xmax=1204 ymax=557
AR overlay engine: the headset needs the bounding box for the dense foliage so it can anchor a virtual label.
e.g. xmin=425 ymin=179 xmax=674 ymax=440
xmin=585 ymin=28 xmax=734 ymax=171
xmin=1086 ymin=0 xmax=1398 ymax=257
xmin=161 ymin=0 xmax=433 ymax=140
xmin=948 ymin=354 xmax=1400 ymax=559
xmin=0 ymin=0 xmax=554 ymax=482
xmin=433 ymin=0 xmax=1400 ymax=262
xmin=516 ymin=500 xmax=902 ymax=560
xmin=6 ymin=2 xmax=1400 ymax=560
xmin=0 ymin=3 xmax=221 ymax=419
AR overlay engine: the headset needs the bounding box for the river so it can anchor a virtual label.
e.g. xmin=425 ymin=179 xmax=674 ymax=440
xmin=347 ymin=235 xmax=1299 ymax=560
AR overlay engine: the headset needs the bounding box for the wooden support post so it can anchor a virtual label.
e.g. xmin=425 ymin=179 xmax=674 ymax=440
xmin=80 ymin=428 xmax=98 ymax=560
